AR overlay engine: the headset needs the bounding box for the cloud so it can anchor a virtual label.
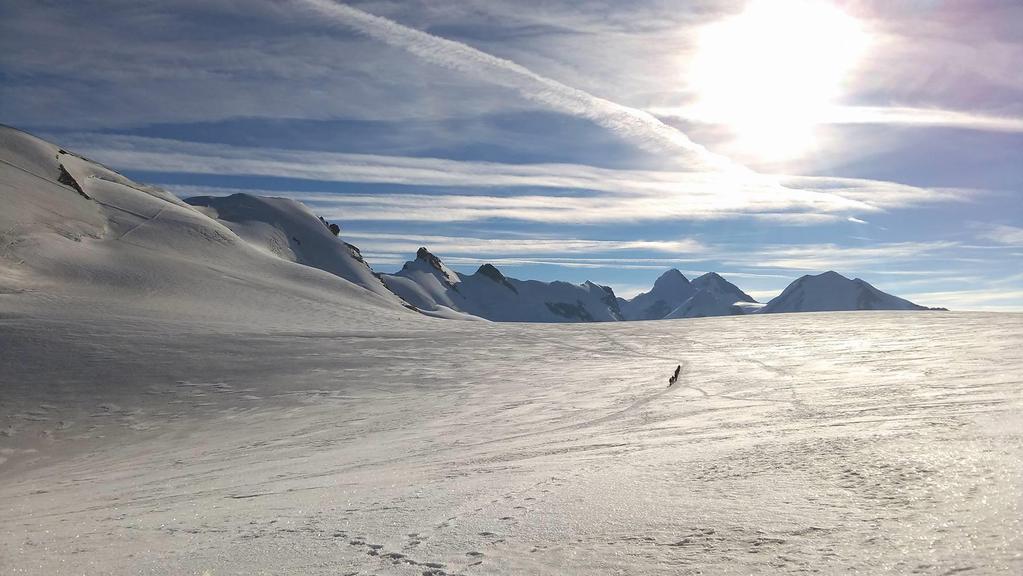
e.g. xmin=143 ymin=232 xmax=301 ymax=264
xmin=749 ymin=213 xmax=849 ymax=225
xmin=718 ymin=241 xmax=962 ymax=271
xmin=58 ymin=133 xmax=975 ymax=225
xmin=901 ymin=289 xmax=1023 ymax=311
xmin=825 ymin=106 xmax=1023 ymax=134
xmin=341 ymin=231 xmax=705 ymax=257
xmin=978 ymin=224 xmax=1023 ymax=246
xmin=367 ymin=255 xmax=706 ymax=271
xmin=776 ymin=174 xmax=979 ymax=207
xmin=53 ymin=132 xmax=741 ymax=195
xmin=291 ymin=0 xmax=743 ymax=172
xmin=171 ymin=183 xmax=874 ymax=225
xmin=653 ymin=104 xmax=1023 ymax=134
xmin=745 ymin=289 xmax=783 ymax=302
xmin=0 ymin=0 xmax=543 ymax=130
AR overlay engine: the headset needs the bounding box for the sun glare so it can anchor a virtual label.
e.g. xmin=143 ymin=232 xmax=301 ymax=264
xmin=688 ymin=0 xmax=869 ymax=160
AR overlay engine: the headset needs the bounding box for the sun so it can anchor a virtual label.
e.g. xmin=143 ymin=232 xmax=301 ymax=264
xmin=687 ymin=0 xmax=869 ymax=160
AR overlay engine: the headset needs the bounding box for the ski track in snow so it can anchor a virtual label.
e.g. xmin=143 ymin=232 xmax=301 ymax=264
xmin=1 ymin=311 xmax=1022 ymax=575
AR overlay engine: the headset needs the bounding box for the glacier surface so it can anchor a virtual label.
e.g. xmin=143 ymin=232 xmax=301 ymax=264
xmin=2 ymin=309 xmax=1020 ymax=575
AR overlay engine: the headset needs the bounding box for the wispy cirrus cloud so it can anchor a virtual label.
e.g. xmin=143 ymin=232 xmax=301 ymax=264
xmin=652 ymin=105 xmax=1023 ymax=134
xmin=825 ymin=106 xmax=1023 ymax=134
xmin=335 ymin=230 xmax=958 ymax=273
xmin=902 ymin=289 xmax=1023 ymax=311
xmin=977 ymin=224 xmax=1023 ymax=246
xmin=361 ymin=255 xmax=708 ymax=272
xmin=170 ymin=184 xmax=866 ymax=225
xmin=54 ymin=133 xmax=733 ymax=194
xmin=719 ymin=241 xmax=962 ymax=271
xmin=0 ymin=0 xmax=539 ymax=129
xmin=776 ymin=174 xmax=979 ymax=206
xmin=62 ymin=133 xmax=974 ymax=225
xmin=292 ymin=0 xmax=741 ymax=172
xmin=341 ymin=231 xmax=705 ymax=257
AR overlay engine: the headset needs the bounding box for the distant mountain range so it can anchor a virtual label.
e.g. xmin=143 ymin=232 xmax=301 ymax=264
xmin=371 ymin=246 xmax=941 ymax=321
xmin=0 ymin=125 xmax=944 ymax=322
xmin=380 ymin=247 xmax=623 ymax=322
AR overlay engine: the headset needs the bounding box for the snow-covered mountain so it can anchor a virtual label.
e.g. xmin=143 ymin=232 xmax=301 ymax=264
xmin=377 ymin=247 xmax=479 ymax=320
xmin=185 ymin=193 xmax=399 ymax=303
xmin=617 ymin=269 xmax=696 ymax=320
xmin=664 ymin=289 xmax=744 ymax=319
xmin=616 ymin=270 xmax=757 ymax=320
xmin=691 ymin=272 xmax=756 ymax=304
xmin=761 ymin=271 xmax=931 ymax=314
xmin=381 ymin=248 xmax=623 ymax=322
xmin=0 ymin=125 xmax=408 ymax=326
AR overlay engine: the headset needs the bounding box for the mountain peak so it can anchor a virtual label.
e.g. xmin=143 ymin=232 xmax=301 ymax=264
xmin=692 ymin=272 xmax=757 ymax=304
xmin=618 ymin=268 xmax=696 ymax=320
xmin=476 ymin=263 xmax=517 ymax=293
xmin=406 ymin=246 xmax=460 ymax=284
xmin=415 ymin=246 xmax=445 ymax=272
xmin=817 ymin=270 xmax=847 ymax=280
xmin=583 ymin=280 xmax=617 ymax=297
xmin=416 ymin=246 xmax=438 ymax=263
xmin=476 ymin=263 xmax=504 ymax=280
xmin=653 ymin=268 xmax=690 ymax=291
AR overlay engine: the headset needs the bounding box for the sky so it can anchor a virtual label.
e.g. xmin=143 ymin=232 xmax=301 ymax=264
xmin=1 ymin=0 xmax=1021 ymax=309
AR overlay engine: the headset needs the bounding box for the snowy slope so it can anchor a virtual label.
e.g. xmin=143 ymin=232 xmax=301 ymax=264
xmin=664 ymin=289 xmax=744 ymax=319
xmin=381 ymin=249 xmax=623 ymax=322
xmin=185 ymin=193 xmax=400 ymax=303
xmin=2 ymin=308 xmax=1019 ymax=575
xmin=762 ymin=270 xmax=929 ymax=313
xmin=0 ymin=125 xmax=409 ymax=327
xmin=617 ymin=269 xmax=696 ymax=320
